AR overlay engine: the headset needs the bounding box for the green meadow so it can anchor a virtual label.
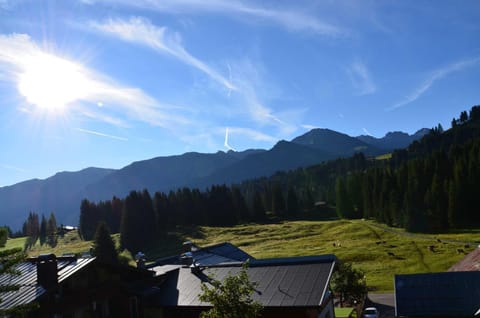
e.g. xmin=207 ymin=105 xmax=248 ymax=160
xmin=3 ymin=219 xmax=479 ymax=292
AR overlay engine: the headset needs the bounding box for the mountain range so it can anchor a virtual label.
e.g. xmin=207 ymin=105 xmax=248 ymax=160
xmin=0 ymin=127 xmax=428 ymax=230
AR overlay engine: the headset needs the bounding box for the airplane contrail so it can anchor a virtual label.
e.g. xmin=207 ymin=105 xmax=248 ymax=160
xmin=224 ymin=127 xmax=236 ymax=151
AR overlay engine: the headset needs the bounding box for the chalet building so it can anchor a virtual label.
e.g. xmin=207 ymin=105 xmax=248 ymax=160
xmin=0 ymin=254 xmax=157 ymax=318
xmin=1 ymin=244 xmax=337 ymax=318
xmin=146 ymin=243 xmax=337 ymax=318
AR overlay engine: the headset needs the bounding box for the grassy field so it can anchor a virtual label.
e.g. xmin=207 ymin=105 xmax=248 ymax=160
xmin=2 ymin=219 xmax=480 ymax=292
xmin=165 ymin=219 xmax=480 ymax=292
xmin=375 ymin=153 xmax=392 ymax=160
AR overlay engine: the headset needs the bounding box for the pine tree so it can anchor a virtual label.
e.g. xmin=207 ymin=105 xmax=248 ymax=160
xmin=92 ymin=222 xmax=118 ymax=264
xmin=271 ymin=183 xmax=286 ymax=217
xmin=0 ymin=228 xmax=7 ymax=248
xmin=39 ymin=215 xmax=47 ymax=246
xmin=252 ymin=191 xmax=266 ymax=222
xmin=24 ymin=212 xmax=40 ymax=250
xmin=286 ymin=186 xmax=299 ymax=217
xmin=46 ymin=212 xmax=57 ymax=247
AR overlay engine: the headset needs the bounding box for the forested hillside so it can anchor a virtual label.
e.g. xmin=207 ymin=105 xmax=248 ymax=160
xmin=75 ymin=106 xmax=480 ymax=252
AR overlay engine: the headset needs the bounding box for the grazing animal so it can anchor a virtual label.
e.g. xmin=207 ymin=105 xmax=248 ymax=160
xmin=464 ymin=244 xmax=470 ymax=249
xmin=457 ymin=248 xmax=465 ymax=254
xmin=333 ymin=242 xmax=336 ymax=247
xmin=437 ymin=238 xmax=442 ymax=243
xmin=387 ymin=252 xmax=395 ymax=257
xmin=376 ymin=241 xmax=381 ymax=245
xmin=428 ymin=245 xmax=436 ymax=252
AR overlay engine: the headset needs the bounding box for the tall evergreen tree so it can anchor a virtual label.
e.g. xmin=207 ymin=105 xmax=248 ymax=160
xmin=39 ymin=215 xmax=47 ymax=246
xmin=46 ymin=212 xmax=57 ymax=247
xmin=0 ymin=228 xmax=7 ymax=248
xmin=92 ymin=222 xmax=118 ymax=264
xmin=271 ymin=183 xmax=286 ymax=216
xmin=286 ymin=186 xmax=299 ymax=217
xmin=24 ymin=212 xmax=40 ymax=250
xmin=252 ymin=191 xmax=266 ymax=222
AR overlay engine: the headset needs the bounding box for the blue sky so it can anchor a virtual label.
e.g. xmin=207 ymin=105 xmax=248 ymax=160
xmin=0 ymin=0 xmax=479 ymax=187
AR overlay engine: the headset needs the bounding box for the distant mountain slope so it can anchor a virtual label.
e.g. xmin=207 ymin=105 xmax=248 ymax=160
xmin=357 ymin=128 xmax=429 ymax=150
xmin=196 ymin=140 xmax=336 ymax=187
xmin=0 ymin=167 xmax=115 ymax=230
xmin=83 ymin=149 xmax=265 ymax=201
xmin=0 ymin=127 xmax=426 ymax=229
xmin=291 ymin=128 xmax=382 ymax=156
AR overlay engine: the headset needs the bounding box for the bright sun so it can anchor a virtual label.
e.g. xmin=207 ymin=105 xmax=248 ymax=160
xmin=17 ymin=53 xmax=90 ymax=111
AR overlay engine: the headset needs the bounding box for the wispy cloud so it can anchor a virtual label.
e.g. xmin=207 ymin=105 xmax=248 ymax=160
xmin=227 ymin=127 xmax=277 ymax=143
xmin=0 ymin=33 xmax=190 ymax=129
xmin=347 ymin=61 xmax=376 ymax=95
xmin=80 ymin=110 xmax=131 ymax=128
xmin=89 ymin=17 xmax=236 ymax=91
xmin=84 ymin=0 xmax=344 ymax=37
xmin=0 ymin=163 xmax=27 ymax=173
xmin=302 ymin=124 xmax=320 ymax=130
xmin=0 ymin=0 xmax=11 ymax=10
xmin=227 ymin=58 xmax=297 ymax=135
xmin=74 ymin=127 xmax=128 ymax=141
xmin=389 ymin=56 xmax=480 ymax=110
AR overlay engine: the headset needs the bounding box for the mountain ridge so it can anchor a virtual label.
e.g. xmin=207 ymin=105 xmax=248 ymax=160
xmin=0 ymin=127 xmax=427 ymax=229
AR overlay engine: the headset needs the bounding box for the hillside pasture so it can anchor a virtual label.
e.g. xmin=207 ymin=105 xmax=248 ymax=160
xmin=172 ymin=219 xmax=480 ymax=292
xmin=3 ymin=219 xmax=479 ymax=292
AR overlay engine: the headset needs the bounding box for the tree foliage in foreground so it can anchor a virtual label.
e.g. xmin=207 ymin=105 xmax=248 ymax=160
xmin=199 ymin=264 xmax=263 ymax=318
xmin=331 ymin=262 xmax=367 ymax=307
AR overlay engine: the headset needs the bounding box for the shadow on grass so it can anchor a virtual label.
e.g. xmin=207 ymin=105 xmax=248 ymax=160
xmin=145 ymin=225 xmax=207 ymax=261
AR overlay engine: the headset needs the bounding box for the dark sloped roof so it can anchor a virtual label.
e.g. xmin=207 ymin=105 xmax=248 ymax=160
xmin=150 ymin=242 xmax=254 ymax=267
xmin=152 ymin=255 xmax=336 ymax=308
xmin=395 ymin=271 xmax=480 ymax=317
xmin=449 ymin=247 xmax=480 ymax=272
xmin=0 ymin=256 xmax=95 ymax=310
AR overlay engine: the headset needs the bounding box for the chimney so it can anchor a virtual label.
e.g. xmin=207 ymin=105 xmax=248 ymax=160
xmin=181 ymin=251 xmax=194 ymax=266
xmin=37 ymin=254 xmax=58 ymax=291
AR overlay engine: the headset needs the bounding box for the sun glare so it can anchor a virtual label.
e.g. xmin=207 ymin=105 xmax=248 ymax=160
xmin=17 ymin=53 xmax=90 ymax=111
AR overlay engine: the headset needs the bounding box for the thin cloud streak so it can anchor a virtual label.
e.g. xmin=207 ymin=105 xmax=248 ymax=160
xmin=302 ymin=124 xmax=320 ymax=130
xmin=75 ymin=127 xmax=128 ymax=141
xmin=389 ymin=57 xmax=480 ymax=110
xmin=84 ymin=0 xmax=344 ymax=37
xmin=227 ymin=127 xmax=277 ymax=143
xmin=228 ymin=59 xmax=296 ymax=135
xmin=0 ymin=163 xmax=27 ymax=173
xmin=347 ymin=61 xmax=376 ymax=95
xmin=80 ymin=110 xmax=131 ymax=128
xmin=0 ymin=33 xmax=189 ymax=129
xmin=89 ymin=17 xmax=236 ymax=91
